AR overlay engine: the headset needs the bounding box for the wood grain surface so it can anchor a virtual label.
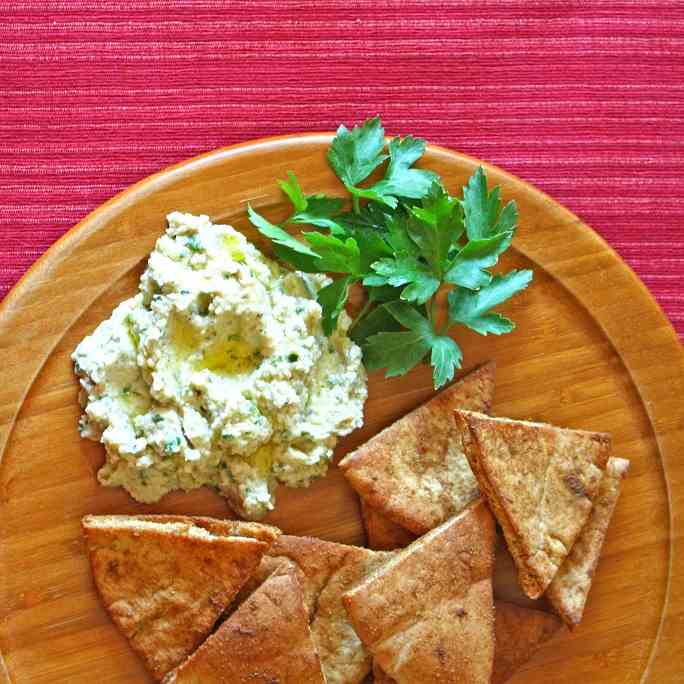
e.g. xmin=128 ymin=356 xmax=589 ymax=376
xmin=0 ymin=136 xmax=682 ymax=683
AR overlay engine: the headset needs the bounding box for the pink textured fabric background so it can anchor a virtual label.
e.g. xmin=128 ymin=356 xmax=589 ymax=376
xmin=0 ymin=1 xmax=682 ymax=336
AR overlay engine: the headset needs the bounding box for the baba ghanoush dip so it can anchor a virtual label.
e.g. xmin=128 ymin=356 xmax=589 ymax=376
xmin=72 ymin=212 xmax=367 ymax=519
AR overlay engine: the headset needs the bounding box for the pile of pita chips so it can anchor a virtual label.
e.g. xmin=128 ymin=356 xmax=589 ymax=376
xmin=340 ymin=362 xmax=495 ymax=538
xmin=345 ymin=360 xmax=627 ymax=659
xmin=236 ymin=534 xmax=392 ymax=684
xmin=344 ymin=500 xmax=497 ymax=683
xmin=82 ymin=514 xmax=279 ymax=681
xmin=163 ymin=565 xmax=326 ymax=684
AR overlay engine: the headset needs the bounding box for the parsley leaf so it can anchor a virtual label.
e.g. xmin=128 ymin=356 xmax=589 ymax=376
xmin=302 ymin=233 xmax=361 ymax=275
xmin=318 ymin=276 xmax=354 ymax=335
xmin=327 ymin=116 xmax=388 ymax=187
xmin=277 ymin=172 xmax=345 ymax=233
xmin=430 ymin=336 xmax=463 ymax=388
xmin=350 ymin=302 xmax=402 ymax=345
xmin=352 ymin=227 xmax=393 ymax=272
xmin=348 ymin=136 xmax=438 ymax=209
xmin=367 ymin=284 xmax=403 ymax=302
xmin=272 ymin=243 xmax=321 ymax=272
xmin=247 ymin=205 xmax=319 ymax=257
xmin=347 ymin=185 xmax=398 ymax=210
xmin=448 ymin=269 xmax=533 ymax=335
xmin=462 ymin=166 xmax=518 ymax=240
xmin=384 ymin=300 xmax=430 ymax=328
xmin=364 ymin=329 xmax=432 ymax=377
xmin=368 ymin=136 xmax=438 ymax=200
xmin=364 ymin=302 xmax=462 ymax=388
xmin=278 ymin=171 xmax=307 ymax=212
xmin=337 ymin=203 xmax=394 ymax=234
xmin=289 ymin=195 xmax=345 ymax=233
xmin=385 ymin=212 xmax=417 ymax=254
xmin=407 ymin=184 xmax=463 ymax=277
xmin=445 ymin=231 xmax=513 ymax=290
xmin=365 ymin=254 xmax=440 ymax=304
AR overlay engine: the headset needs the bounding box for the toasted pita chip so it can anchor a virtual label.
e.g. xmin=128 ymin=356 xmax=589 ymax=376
xmin=361 ymin=500 xmax=416 ymax=551
xmin=547 ymin=457 xmax=629 ymax=625
xmin=456 ymin=410 xmax=611 ymax=599
xmin=371 ymin=600 xmax=563 ymax=684
xmin=339 ymin=362 xmax=495 ymax=535
xmin=237 ymin=534 xmax=392 ymax=684
xmin=82 ymin=515 xmax=269 ymax=681
xmin=493 ymin=601 xmax=563 ymax=683
xmin=343 ymin=500 xmax=496 ymax=684
xmin=163 ymin=565 xmax=325 ymax=683
xmin=134 ymin=514 xmax=281 ymax=544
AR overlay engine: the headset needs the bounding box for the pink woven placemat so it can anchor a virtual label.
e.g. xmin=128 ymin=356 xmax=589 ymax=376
xmin=0 ymin=1 xmax=682 ymax=337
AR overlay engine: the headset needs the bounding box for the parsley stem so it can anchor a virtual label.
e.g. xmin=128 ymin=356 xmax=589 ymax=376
xmin=426 ymin=296 xmax=435 ymax=325
xmin=349 ymin=298 xmax=372 ymax=332
xmin=352 ymin=195 xmax=361 ymax=215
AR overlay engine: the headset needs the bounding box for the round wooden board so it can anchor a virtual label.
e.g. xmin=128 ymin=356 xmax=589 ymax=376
xmin=0 ymin=136 xmax=682 ymax=683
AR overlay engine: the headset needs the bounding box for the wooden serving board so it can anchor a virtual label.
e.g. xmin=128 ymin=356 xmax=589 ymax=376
xmin=0 ymin=136 xmax=682 ymax=683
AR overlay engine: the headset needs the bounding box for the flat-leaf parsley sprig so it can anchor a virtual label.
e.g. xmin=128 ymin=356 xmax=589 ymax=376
xmin=247 ymin=117 xmax=532 ymax=389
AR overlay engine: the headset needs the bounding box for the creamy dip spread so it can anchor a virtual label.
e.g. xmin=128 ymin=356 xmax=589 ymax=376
xmin=73 ymin=212 xmax=367 ymax=519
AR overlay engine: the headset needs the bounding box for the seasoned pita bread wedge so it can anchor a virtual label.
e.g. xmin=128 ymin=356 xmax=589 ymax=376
xmin=372 ymin=600 xmax=563 ymax=684
xmin=456 ymin=410 xmax=611 ymax=599
xmin=82 ymin=515 xmax=269 ymax=681
xmin=237 ymin=534 xmax=392 ymax=684
xmin=361 ymin=500 xmax=416 ymax=551
xmin=547 ymin=457 xmax=630 ymax=626
xmin=163 ymin=565 xmax=325 ymax=683
xmin=134 ymin=514 xmax=281 ymax=544
xmin=339 ymin=362 xmax=495 ymax=535
xmin=493 ymin=602 xmax=563 ymax=684
xmin=343 ymin=500 xmax=496 ymax=684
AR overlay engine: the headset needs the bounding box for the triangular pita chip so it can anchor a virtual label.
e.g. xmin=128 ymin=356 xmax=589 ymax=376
xmin=339 ymin=362 xmax=495 ymax=535
xmin=546 ymin=457 xmax=629 ymax=625
xmin=163 ymin=564 xmax=325 ymax=683
xmin=492 ymin=601 xmax=563 ymax=684
xmin=456 ymin=410 xmax=611 ymax=599
xmin=343 ymin=500 xmax=496 ymax=684
xmin=371 ymin=600 xmax=563 ymax=684
xmin=236 ymin=534 xmax=392 ymax=684
xmin=361 ymin=500 xmax=416 ymax=551
xmin=82 ymin=515 xmax=270 ymax=681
